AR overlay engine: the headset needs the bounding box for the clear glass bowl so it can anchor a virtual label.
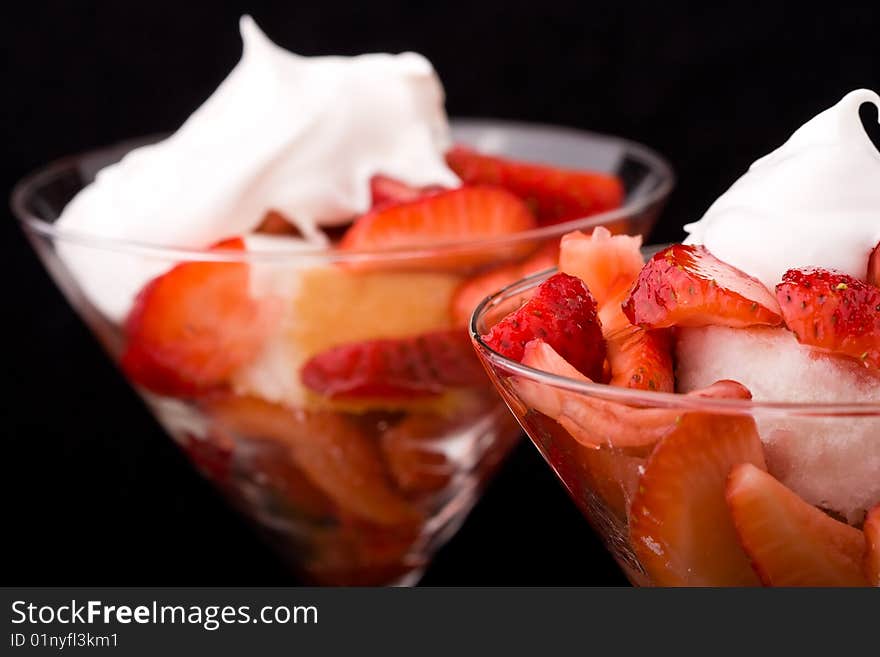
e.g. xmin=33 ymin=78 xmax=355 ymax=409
xmin=12 ymin=120 xmax=673 ymax=586
xmin=471 ymin=269 xmax=880 ymax=587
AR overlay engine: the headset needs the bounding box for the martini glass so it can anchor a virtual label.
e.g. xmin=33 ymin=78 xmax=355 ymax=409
xmin=470 ymin=269 xmax=880 ymax=587
xmin=12 ymin=120 xmax=673 ymax=585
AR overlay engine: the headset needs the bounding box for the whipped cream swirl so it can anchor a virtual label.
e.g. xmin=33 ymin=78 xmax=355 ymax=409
xmin=685 ymin=89 xmax=880 ymax=289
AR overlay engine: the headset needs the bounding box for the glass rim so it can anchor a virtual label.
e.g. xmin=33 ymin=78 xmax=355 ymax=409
xmin=9 ymin=118 xmax=675 ymax=264
xmin=469 ymin=267 xmax=880 ymax=416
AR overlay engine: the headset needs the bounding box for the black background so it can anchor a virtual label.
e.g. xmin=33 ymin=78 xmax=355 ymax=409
xmin=3 ymin=1 xmax=879 ymax=585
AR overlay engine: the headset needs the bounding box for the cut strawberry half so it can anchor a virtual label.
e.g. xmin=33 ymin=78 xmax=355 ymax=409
xmin=445 ymin=145 xmax=624 ymax=226
xmin=604 ymin=323 xmax=674 ymax=393
xmin=121 ymin=237 xmax=276 ymax=397
xmin=600 ymin=285 xmax=674 ymax=393
xmin=629 ymin=413 xmax=767 ymax=586
xmin=482 ymin=272 xmax=606 ymax=381
xmin=369 ymin=174 xmax=445 ymax=208
xmin=338 ymin=186 xmax=536 ymax=270
xmin=517 ymin=339 xmax=663 ymax=448
xmin=300 ymin=329 xmax=486 ymax=400
xmin=868 ymin=242 xmax=880 ymax=288
xmin=450 ymin=243 xmax=558 ymax=326
xmin=776 ymin=267 xmax=880 ymax=370
xmin=623 ymin=244 xmax=782 ymax=329
xmin=379 ymin=413 xmax=459 ymax=496
xmin=202 ymin=394 xmax=420 ymax=527
xmin=559 ymin=226 xmax=644 ymax=306
xmin=726 ymin=463 xmax=868 ymax=586
xmin=517 ymin=339 xmax=749 ymax=450
xmin=864 ymin=505 xmax=880 ymax=586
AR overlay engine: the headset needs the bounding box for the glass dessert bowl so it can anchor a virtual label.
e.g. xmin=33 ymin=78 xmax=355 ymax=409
xmin=472 ymin=269 xmax=880 ymax=587
xmin=12 ymin=123 xmax=672 ymax=586
xmin=11 ymin=16 xmax=674 ymax=586
xmin=470 ymin=90 xmax=880 ymax=587
xmin=13 ymin=130 xmax=669 ymax=586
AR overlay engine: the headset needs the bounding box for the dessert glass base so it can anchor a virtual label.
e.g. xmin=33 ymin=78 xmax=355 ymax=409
xmin=13 ymin=121 xmax=673 ymax=585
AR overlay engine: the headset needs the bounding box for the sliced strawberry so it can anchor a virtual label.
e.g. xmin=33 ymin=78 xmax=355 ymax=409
xmin=369 ymin=174 xmax=445 ymax=208
xmin=482 ymin=272 xmax=606 ymax=381
xmin=864 ymin=504 xmax=880 ymax=586
xmin=559 ymin=226 xmax=644 ymax=306
xmin=868 ymin=242 xmax=880 ymax=288
xmin=450 ymin=243 xmax=558 ymax=326
xmin=776 ymin=267 xmax=880 ymax=370
xmin=202 ymin=394 xmax=420 ymax=527
xmin=517 ymin=339 xmax=670 ymax=448
xmin=338 ymin=186 xmax=536 ymax=269
xmin=623 ymin=244 xmax=782 ymax=329
xmin=518 ymin=339 xmax=748 ymax=452
xmin=726 ymin=463 xmax=868 ymax=586
xmin=379 ymin=413 xmax=458 ymax=496
xmin=629 ymin=413 xmax=766 ymax=586
xmin=300 ymin=329 xmax=486 ymax=400
xmin=121 ymin=237 xmax=276 ymax=396
xmin=600 ymin=285 xmax=674 ymax=393
xmin=605 ymin=324 xmax=674 ymax=393
xmin=445 ymin=145 xmax=624 ymax=226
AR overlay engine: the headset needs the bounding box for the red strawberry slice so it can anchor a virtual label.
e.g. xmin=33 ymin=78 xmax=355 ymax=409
xmin=450 ymin=243 xmax=558 ymax=325
xmin=369 ymin=174 xmax=445 ymax=208
xmin=868 ymin=242 xmax=880 ymax=288
xmin=600 ymin=285 xmax=674 ymax=393
xmin=300 ymin=329 xmax=486 ymax=400
xmin=445 ymin=145 xmax=624 ymax=226
xmin=559 ymin=226 xmax=672 ymax=391
xmin=604 ymin=323 xmax=674 ymax=393
xmin=518 ymin=339 xmax=667 ymax=448
xmin=864 ymin=505 xmax=880 ymax=586
xmin=623 ymin=244 xmax=782 ymax=329
xmin=726 ymin=463 xmax=868 ymax=586
xmin=481 ymin=272 xmax=606 ymax=381
xmin=776 ymin=267 xmax=880 ymax=370
xmin=338 ymin=186 xmax=536 ymax=270
xmin=203 ymin=394 xmax=420 ymax=527
xmin=121 ymin=237 xmax=276 ymax=396
xmin=559 ymin=226 xmax=644 ymax=306
xmin=629 ymin=413 xmax=767 ymax=586
xmin=379 ymin=413 xmax=463 ymax=496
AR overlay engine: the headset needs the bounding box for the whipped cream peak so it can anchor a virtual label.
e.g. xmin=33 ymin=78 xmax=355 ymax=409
xmin=57 ymin=16 xmax=459 ymax=321
xmin=684 ymin=89 xmax=880 ymax=290
xmin=59 ymin=15 xmax=457 ymax=249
